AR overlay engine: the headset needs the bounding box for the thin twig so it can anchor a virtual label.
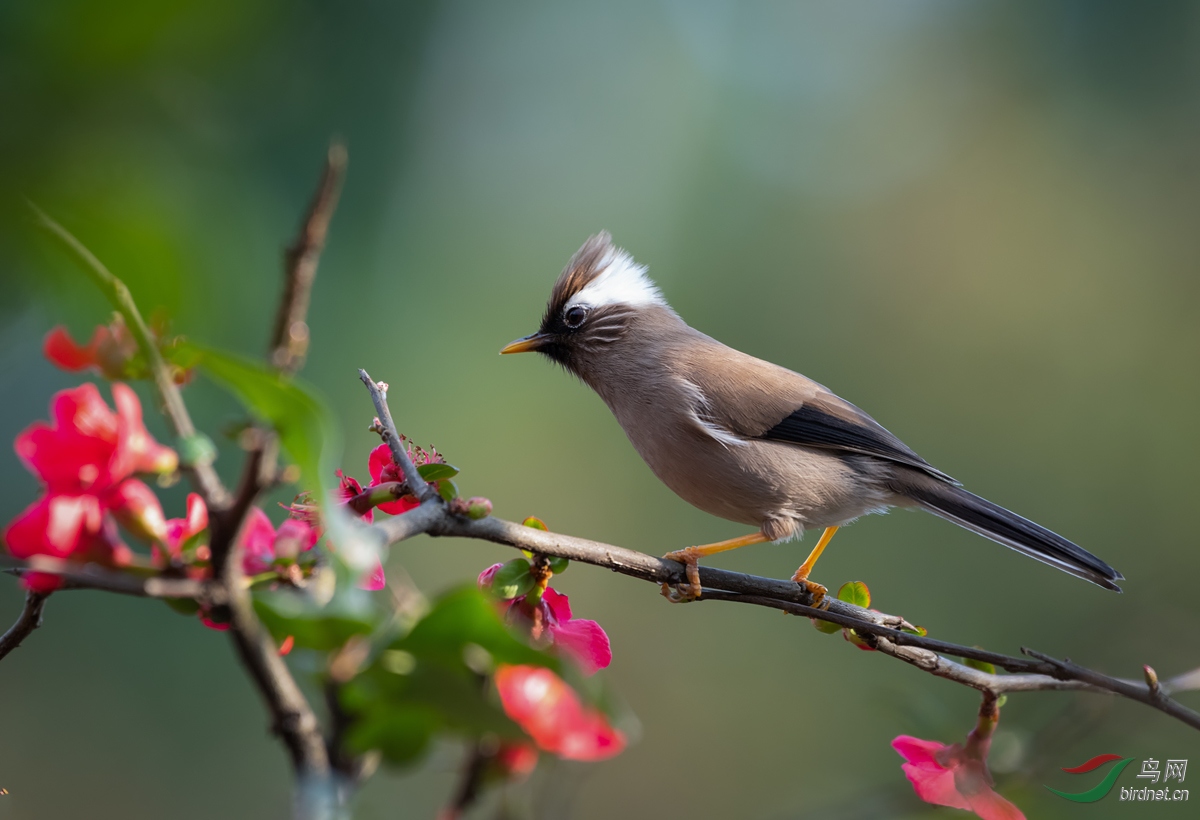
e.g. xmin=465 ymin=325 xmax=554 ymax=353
xmin=1 ymin=558 xmax=218 ymax=602
xmin=271 ymin=142 xmax=347 ymax=375
xmin=29 ymin=205 xmax=231 ymax=509
xmin=443 ymin=740 xmax=491 ymax=820
xmin=359 ymin=371 xmax=1200 ymax=734
xmin=0 ymin=590 xmax=49 ymax=661
xmin=203 ymin=151 xmax=351 ymax=790
xmin=358 ymin=369 xmax=438 ymax=504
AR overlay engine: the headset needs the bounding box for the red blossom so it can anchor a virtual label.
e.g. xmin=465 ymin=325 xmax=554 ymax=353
xmin=477 ymin=564 xmax=612 ymax=675
xmin=491 ymin=741 xmax=539 ymax=782
xmin=366 ymin=445 xmax=420 ymax=515
xmin=44 ymin=319 xmax=191 ymax=384
xmin=893 ymin=706 xmax=1025 ymax=820
xmin=366 ymin=441 xmax=444 ymax=515
xmin=4 ymin=383 xmax=176 ymax=591
xmin=43 ymin=323 xmax=137 ymax=380
xmin=494 ymin=665 xmax=625 ymax=761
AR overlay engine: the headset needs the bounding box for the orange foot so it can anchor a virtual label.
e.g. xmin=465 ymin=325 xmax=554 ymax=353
xmin=791 ymin=570 xmax=829 ymax=609
xmin=661 ymin=546 xmax=704 ymax=602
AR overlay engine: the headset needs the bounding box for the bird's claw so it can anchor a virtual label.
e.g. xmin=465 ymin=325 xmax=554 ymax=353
xmin=792 ymin=573 xmax=828 ymax=609
xmin=662 ymin=547 xmax=703 ymax=602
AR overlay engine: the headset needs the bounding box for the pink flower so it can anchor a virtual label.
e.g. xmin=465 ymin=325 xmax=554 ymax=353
xmin=477 ymin=564 xmax=612 ymax=675
xmin=324 ymin=472 xmax=387 ymax=590
xmin=337 ymin=470 xmax=373 ymax=523
xmin=4 ymin=384 xmax=176 ymax=590
xmin=367 ymin=444 xmax=421 ymax=515
xmin=893 ymin=716 xmax=1025 ymax=820
xmin=494 ymin=665 xmax=625 ymax=761
xmin=162 ymin=493 xmax=208 ymax=561
xmin=360 ymin=561 xmax=387 ymax=591
xmin=537 ymin=588 xmax=612 ymax=675
xmin=240 ymin=508 xmax=318 ymax=575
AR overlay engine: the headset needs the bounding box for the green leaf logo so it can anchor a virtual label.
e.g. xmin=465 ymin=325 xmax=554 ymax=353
xmin=1045 ymin=754 xmax=1134 ymax=803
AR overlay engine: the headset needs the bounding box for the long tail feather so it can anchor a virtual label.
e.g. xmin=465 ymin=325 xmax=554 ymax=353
xmin=898 ymin=476 xmax=1123 ymax=592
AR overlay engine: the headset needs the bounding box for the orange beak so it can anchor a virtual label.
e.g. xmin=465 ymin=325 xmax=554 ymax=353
xmin=500 ymin=333 xmax=550 ymax=355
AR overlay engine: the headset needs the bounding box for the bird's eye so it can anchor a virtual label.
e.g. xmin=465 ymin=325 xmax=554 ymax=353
xmin=564 ymin=305 xmax=588 ymax=328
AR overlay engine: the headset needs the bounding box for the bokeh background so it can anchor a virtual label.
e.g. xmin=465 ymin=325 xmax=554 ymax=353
xmin=2 ymin=1 xmax=1199 ymax=818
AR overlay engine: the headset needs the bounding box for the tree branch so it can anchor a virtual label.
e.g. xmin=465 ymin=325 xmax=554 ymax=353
xmin=1 ymin=558 xmax=218 ymax=602
xmin=0 ymin=589 xmax=49 ymax=662
xmin=360 ymin=370 xmax=1200 ymax=734
xmin=201 ymin=150 xmax=349 ymax=797
xmin=271 ymin=142 xmax=347 ymax=375
xmin=358 ymin=369 xmax=439 ymax=504
xmin=29 ymin=204 xmax=231 ymax=509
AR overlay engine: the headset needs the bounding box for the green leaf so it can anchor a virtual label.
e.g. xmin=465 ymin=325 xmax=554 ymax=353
xmin=437 ymin=478 xmax=459 ymax=502
xmin=340 ymin=586 xmax=565 ymax=769
xmin=253 ymin=589 xmax=379 ymax=652
xmin=396 ymin=586 xmax=554 ymax=670
xmin=811 ymin=618 xmax=842 ymax=634
xmin=522 ymin=516 xmax=548 ymax=531
xmin=836 ymin=581 xmax=871 ymax=608
xmin=962 ymin=655 xmax=997 ymax=675
xmin=902 ymin=624 xmax=929 ymax=637
xmin=189 ymin=345 xmax=337 ymax=489
xmin=346 ymin=704 xmax=439 ymax=766
xmin=489 ymin=559 xmax=534 ymax=600
xmin=547 ymin=555 xmax=569 ymax=575
xmin=417 ymin=462 xmax=459 ymax=481
xmin=996 ymin=694 xmax=1008 ymax=709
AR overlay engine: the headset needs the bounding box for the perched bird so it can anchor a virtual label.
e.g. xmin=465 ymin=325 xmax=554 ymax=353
xmin=502 ymin=233 xmax=1123 ymax=602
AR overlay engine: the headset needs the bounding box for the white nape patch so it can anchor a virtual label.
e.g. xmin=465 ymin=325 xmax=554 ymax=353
xmin=567 ymin=247 xmax=665 ymax=310
xmin=679 ymin=379 xmax=747 ymax=451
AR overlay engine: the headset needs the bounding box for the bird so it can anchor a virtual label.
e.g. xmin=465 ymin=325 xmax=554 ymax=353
xmin=501 ymin=232 xmax=1123 ymax=602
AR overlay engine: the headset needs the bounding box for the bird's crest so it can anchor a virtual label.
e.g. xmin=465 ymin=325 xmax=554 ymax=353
xmin=545 ymin=232 xmax=663 ymax=324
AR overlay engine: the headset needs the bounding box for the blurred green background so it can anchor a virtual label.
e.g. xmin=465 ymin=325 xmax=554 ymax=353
xmin=2 ymin=1 xmax=1198 ymax=818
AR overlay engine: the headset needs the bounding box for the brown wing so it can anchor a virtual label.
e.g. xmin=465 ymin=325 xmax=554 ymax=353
xmin=674 ymin=330 xmax=957 ymax=484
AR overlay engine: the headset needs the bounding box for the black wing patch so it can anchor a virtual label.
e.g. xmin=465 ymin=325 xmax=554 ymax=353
xmin=760 ymin=403 xmax=957 ymax=484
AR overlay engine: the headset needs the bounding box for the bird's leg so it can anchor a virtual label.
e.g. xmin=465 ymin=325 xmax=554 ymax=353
xmin=791 ymin=526 xmax=839 ymax=607
xmin=662 ymin=532 xmax=770 ymax=602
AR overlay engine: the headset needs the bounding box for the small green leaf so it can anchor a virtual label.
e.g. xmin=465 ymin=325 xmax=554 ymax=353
xmin=811 ymin=618 xmax=841 ymax=634
xmin=437 ymin=479 xmax=459 ymax=502
xmin=962 ymin=655 xmax=997 ymax=675
xmin=902 ymin=624 xmax=929 ymax=637
xmin=522 ymin=516 xmax=548 ymax=531
xmin=547 ymin=556 xmax=569 ymax=575
xmin=417 ymin=462 xmax=459 ymax=481
xmin=996 ymin=694 xmax=1008 ymax=709
xmin=490 ymin=559 xmax=534 ymax=600
xmin=836 ymin=581 xmax=871 ymax=608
